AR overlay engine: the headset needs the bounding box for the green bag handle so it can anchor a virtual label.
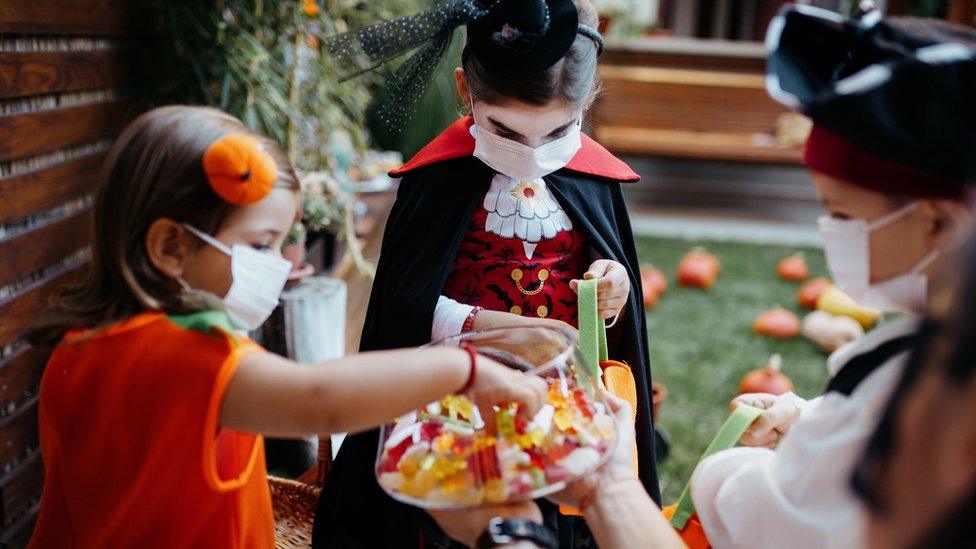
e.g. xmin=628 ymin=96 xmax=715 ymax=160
xmin=670 ymin=404 xmax=764 ymax=530
xmin=577 ymin=278 xmax=608 ymax=383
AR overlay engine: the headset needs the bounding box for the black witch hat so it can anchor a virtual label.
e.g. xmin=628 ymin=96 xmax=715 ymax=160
xmin=325 ymin=0 xmax=604 ymax=129
xmin=765 ymin=4 xmax=976 ymax=192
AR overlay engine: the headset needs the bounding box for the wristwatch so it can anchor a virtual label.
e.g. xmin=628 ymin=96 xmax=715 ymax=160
xmin=475 ymin=517 xmax=557 ymax=549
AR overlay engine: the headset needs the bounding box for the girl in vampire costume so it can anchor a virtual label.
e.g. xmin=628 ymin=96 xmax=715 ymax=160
xmin=313 ymin=0 xmax=660 ymax=547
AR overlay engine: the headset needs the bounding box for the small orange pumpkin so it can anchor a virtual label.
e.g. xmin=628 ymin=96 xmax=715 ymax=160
xmin=203 ymin=134 xmax=277 ymax=206
xmin=640 ymin=266 xmax=668 ymax=309
xmin=677 ymin=248 xmax=720 ymax=290
xmin=754 ymin=306 xmax=800 ymax=339
xmin=740 ymin=354 xmax=795 ymax=396
xmin=777 ymin=253 xmax=810 ymax=281
xmin=797 ymin=277 xmax=831 ymax=309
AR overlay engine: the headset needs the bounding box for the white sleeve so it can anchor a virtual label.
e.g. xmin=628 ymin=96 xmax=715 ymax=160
xmin=431 ymin=295 xmax=475 ymax=342
xmin=784 ymin=392 xmax=822 ymax=418
xmin=690 ymin=360 xmax=905 ymax=549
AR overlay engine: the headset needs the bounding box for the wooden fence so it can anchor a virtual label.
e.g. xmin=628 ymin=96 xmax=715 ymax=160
xmin=0 ymin=1 xmax=141 ymax=545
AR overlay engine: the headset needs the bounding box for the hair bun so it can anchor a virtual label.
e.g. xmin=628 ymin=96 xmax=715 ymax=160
xmin=203 ymin=133 xmax=278 ymax=206
xmin=467 ymin=0 xmax=579 ymax=76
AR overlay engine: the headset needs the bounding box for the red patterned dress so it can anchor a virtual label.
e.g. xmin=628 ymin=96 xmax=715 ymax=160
xmin=441 ymin=174 xmax=587 ymax=325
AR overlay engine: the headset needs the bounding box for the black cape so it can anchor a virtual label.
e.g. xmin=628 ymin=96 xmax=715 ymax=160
xmin=313 ymin=155 xmax=660 ymax=547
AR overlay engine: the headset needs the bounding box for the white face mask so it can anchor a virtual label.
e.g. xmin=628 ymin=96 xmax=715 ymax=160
xmin=182 ymin=224 xmax=291 ymax=330
xmin=470 ymin=103 xmax=582 ymax=181
xmin=817 ymin=201 xmax=938 ymax=314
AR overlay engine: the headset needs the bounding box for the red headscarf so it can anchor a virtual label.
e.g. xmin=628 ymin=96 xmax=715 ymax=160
xmin=804 ymin=124 xmax=966 ymax=200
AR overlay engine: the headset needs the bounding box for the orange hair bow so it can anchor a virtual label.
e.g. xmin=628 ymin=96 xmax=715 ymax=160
xmin=203 ymin=134 xmax=278 ymax=206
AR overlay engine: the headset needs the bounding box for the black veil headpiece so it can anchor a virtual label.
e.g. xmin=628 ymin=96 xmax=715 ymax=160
xmin=325 ymin=0 xmax=604 ymax=129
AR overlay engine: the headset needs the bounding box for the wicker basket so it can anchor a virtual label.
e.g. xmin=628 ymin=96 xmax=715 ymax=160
xmin=270 ymin=476 xmax=320 ymax=548
xmin=269 ymin=438 xmax=332 ymax=548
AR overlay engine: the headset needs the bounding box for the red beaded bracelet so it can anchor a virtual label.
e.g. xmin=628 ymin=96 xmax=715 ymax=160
xmin=459 ymin=341 xmax=478 ymax=393
xmin=461 ymin=306 xmax=482 ymax=333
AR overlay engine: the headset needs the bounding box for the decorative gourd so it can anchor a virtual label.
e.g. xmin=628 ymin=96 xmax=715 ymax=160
xmin=797 ymin=277 xmax=831 ymax=309
xmin=739 ymin=354 xmax=794 ymax=396
xmin=677 ymin=248 xmax=720 ymax=290
xmin=816 ymin=284 xmax=880 ymax=329
xmin=754 ymin=306 xmax=801 ymax=339
xmin=777 ymin=253 xmax=809 ymax=281
xmin=640 ymin=266 xmax=668 ymax=309
xmin=802 ymin=310 xmax=865 ymax=353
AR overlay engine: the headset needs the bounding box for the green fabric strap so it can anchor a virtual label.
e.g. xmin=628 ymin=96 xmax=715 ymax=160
xmin=577 ymin=278 xmax=608 ymax=383
xmin=670 ymin=404 xmax=764 ymax=530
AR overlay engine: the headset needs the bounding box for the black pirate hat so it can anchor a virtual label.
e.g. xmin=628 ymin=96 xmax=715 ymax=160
xmin=766 ymin=4 xmax=976 ymax=198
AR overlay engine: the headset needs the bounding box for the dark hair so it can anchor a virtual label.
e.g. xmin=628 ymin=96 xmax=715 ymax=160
xmin=463 ymin=0 xmax=601 ymax=109
xmin=853 ymin=224 xmax=976 ymax=545
xmin=29 ymin=106 xmax=300 ymax=346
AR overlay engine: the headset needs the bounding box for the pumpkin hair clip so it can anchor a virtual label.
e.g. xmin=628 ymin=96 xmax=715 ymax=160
xmin=203 ymin=133 xmax=278 ymax=206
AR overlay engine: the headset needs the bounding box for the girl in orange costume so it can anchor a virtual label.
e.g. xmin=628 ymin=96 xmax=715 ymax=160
xmin=26 ymin=106 xmax=546 ymax=548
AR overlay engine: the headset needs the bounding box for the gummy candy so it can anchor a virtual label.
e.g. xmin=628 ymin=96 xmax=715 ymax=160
xmin=441 ymin=471 xmax=471 ymax=495
xmin=432 ymin=433 xmax=456 ymax=454
xmin=378 ymin=377 xmax=614 ymax=507
xmin=573 ymin=388 xmax=595 ymax=419
xmin=553 ymin=408 xmax=574 ymax=431
xmin=441 ymin=395 xmax=474 ymax=420
xmin=483 ymin=478 xmax=508 ymax=503
xmin=529 ymin=467 xmax=546 ymax=489
xmin=496 ymin=409 xmax=517 ymax=442
xmin=379 ymin=437 xmax=412 ymax=473
xmin=430 ymin=455 xmax=466 ymax=480
xmin=420 ymin=419 xmax=443 ymax=442
xmin=468 ymin=445 xmax=500 ymax=483
xmin=397 ymin=442 xmax=430 ymax=479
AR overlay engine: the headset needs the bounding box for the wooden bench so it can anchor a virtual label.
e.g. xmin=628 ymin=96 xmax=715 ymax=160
xmin=591 ymin=37 xmax=803 ymax=165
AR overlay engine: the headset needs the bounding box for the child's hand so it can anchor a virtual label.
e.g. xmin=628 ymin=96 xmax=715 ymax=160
xmin=570 ymin=260 xmax=630 ymax=320
xmin=730 ymin=392 xmax=803 ymax=448
xmin=467 ymin=354 xmax=548 ymax=424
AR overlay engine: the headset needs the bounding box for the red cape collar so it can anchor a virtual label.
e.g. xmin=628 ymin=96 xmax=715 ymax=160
xmin=390 ymin=117 xmax=640 ymax=182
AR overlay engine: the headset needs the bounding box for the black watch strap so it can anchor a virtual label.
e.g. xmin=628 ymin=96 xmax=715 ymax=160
xmin=475 ymin=517 xmax=558 ymax=549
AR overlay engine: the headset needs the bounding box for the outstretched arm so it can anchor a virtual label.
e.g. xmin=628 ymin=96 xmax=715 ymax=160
xmin=220 ymin=346 xmax=547 ymax=438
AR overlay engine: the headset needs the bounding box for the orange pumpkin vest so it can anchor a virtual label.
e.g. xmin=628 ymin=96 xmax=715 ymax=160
xmin=30 ymin=311 xmax=274 ymax=548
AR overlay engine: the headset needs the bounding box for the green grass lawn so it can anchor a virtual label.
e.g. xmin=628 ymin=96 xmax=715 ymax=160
xmin=634 ymin=236 xmax=831 ymax=502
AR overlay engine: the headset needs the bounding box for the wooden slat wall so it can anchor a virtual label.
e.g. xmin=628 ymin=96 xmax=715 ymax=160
xmin=0 ymin=3 xmax=141 ymax=544
xmin=0 ymin=1 xmax=135 ymax=36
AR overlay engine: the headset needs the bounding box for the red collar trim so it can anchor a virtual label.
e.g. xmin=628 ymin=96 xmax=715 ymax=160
xmin=390 ymin=117 xmax=640 ymax=182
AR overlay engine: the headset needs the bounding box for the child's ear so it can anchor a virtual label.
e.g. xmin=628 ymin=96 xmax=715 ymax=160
xmin=145 ymin=218 xmax=193 ymax=279
xmin=454 ymin=67 xmax=471 ymax=107
xmin=927 ymin=198 xmax=971 ymax=242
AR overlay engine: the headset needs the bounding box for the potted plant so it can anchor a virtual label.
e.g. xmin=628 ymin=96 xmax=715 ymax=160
xmin=144 ymin=0 xmax=423 ymax=281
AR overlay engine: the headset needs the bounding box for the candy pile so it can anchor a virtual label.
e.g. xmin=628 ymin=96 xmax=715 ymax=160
xmin=377 ymin=380 xmax=615 ymax=507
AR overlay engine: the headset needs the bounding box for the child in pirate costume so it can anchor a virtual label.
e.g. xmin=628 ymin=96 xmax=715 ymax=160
xmin=691 ymin=6 xmax=975 ymax=548
xmin=315 ymin=0 xmax=659 ymax=546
